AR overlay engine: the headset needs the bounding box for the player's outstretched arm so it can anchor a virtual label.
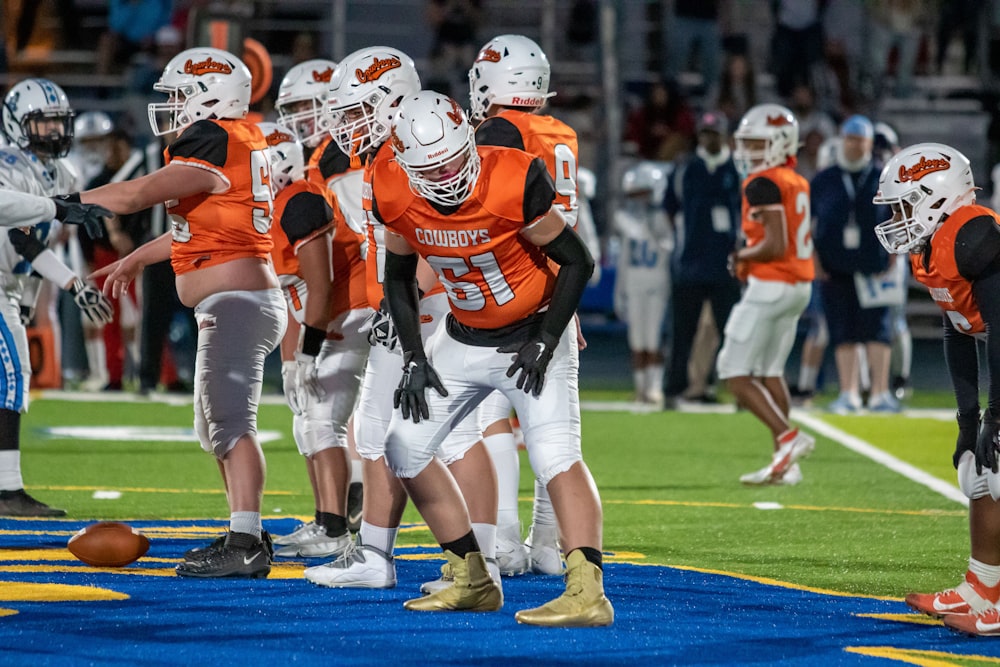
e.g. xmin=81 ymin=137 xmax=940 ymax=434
xmin=89 ymin=232 xmax=172 ymax=299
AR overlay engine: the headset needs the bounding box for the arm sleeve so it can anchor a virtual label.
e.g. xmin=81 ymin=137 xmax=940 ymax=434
xmin=972 ymin=271 xmax=1000 ymax=413
xmin=383 ymin=250 xmax=425 ymax=359
xmin=943 ymin=315 xmax=982 ymax=416
xmin=0 ymin=191 xmax=56 ymax=227
xmin=167 ymin=121 xmax=228 ymax=167
xmin=538 ymin=225 xmax=595 ymax=346
xmin=475 ymin=117 xmax=526 ymax=151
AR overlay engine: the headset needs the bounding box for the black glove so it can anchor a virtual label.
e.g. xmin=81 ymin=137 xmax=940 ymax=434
xmin=18 ymin=305 xmax=34 ymax=327
xmin=53 ymin=198 xmax=109 ymax=240
xmin=393 ymin=352 xmax=447 ymax=423
xmin=976 ymin=408 xmax=1000 ymax=474
xmin=499 ymin=334 xmax=557 ymax=397
xmin=367 ymin=301 xmax=398 ymax=351
xmin=954 ymin=409 xmax=981 ymax=469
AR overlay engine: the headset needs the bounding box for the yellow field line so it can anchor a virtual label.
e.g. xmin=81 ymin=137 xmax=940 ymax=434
xmin=28 ymin=485 xmax=293 ymax=496
xmin=602 ymin=498 xmax=965 ymax=517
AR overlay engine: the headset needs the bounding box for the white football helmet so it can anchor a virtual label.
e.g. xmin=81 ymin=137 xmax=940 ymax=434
xmin=0 ymin=146 xmax=53 ymax=195
xmin=148 ymin=47 xmax=251 ymax=136
xmin=733 ymin=103 xmax=799 ymax=177
xmin=468 ymin=34 xmax=555 ymax=122
xmin=391 ymin=92 xmax=480 ymax=207
xmin=621 ymin=161 xmax=669 ymax=208
xmin=257 ymin=122 xmax=304 ymax=193
xmin=873 ymin=142 xmax=976 ymax=254
xmin=276 ymin=59 xmax=337 ymax=148
xmin=2 ymin=78 xmax=75 ymax=158
xmin=326 ymin=47 xmax=420 ymax=161
xmin=74 ymin=110 xmax=113 ymax=141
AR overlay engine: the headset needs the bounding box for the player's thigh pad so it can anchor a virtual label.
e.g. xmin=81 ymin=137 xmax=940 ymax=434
xmin=193 ymin=289 xmax=286 ymax=457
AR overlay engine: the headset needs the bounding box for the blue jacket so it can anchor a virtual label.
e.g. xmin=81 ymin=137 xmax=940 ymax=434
xmin=811 ymin=162 xmax=890 ymax=277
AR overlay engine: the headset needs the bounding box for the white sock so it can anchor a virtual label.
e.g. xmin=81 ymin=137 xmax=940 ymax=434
xmin=632 ymin=369 xmax=646 ymax=398
xmin=797 ymin=365 xmax=818 ymax=392
xmin=970 ymin=557 xmax=1000 ymax=588
xmin=350 ymin=459 xmax=363 ymax=485
xmin=645 ymin=364 xmax=664 ymax=398
xmin=531 ymin=479 xmax=557 ymax=528
xmin=230 ymin=511 xmax=261 ymax=539
xmin=360 ymin=520 xmax=398 ymax=555
xmin=85 ymin=338 xmax=108 ymax=385
xmin=0 ymin=450 xmax=23 ymax=490
xmin=483 ymin=433 xmax=520 ymax=530
xmin=471 ymin=522 xmax=497 ymax=560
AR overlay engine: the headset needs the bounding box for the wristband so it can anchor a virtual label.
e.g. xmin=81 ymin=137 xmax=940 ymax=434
xmin=301 ymin=324 xmax=326 ymax=357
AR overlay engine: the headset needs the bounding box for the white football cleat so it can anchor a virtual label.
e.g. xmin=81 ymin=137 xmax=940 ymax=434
xmin=741 ymin=430 xmax=814 ymax=485
xmin=272 ymin=520 xmax=319 ymax=546
xmin=526 ymin=523 xmax=564 ymax=575
xmin=304 ymin=541 xmax=396 ymax=589
xmin=496 ymin=522 xmax=530 ymax=576
xmin=273 ymin=525 xmax=354 ymax=558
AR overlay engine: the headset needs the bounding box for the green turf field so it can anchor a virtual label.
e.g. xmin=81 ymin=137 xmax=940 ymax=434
xmin=16 ymin=389 xmax=972 ymax=600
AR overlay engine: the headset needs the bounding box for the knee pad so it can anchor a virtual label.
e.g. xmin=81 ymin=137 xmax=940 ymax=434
xmin=523 ymin=422 xmax=582 ymax=486
xmin=957 ymin=451 xmax=991 ymax=500
xmin=383 ymin=425 xmax=433 ymax=479
xmin=295 ymin=411 xmax=348 ymax=457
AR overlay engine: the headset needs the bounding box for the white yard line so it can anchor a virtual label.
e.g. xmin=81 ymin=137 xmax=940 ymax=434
xmin=792 ymin=408 xmax=968 ymax=507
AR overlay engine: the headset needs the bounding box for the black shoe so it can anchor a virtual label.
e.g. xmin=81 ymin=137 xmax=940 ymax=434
xmin=0 ymin=489 xmax=66 ymax=517
xmin=347 ymin=482 xmax=363 ymax=533
xmin=176 ymin=531 xmax=271 ymax=578
xmin=184 ymin=533 xmax=227 ymax=562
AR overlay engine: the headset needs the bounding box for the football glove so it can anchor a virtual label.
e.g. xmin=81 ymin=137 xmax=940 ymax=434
xmin=53 ymin=199 xmax=109 ymax=240
xmin=367 ymin=302 xmax=398 ymax=351
xmin=69 ymin=278 xmax=113 ymax=325
xmin=954 ymin=409 xmax=981 ymax=469
xmin=281 ymin=360 xmax=303 ymax=415
xmin=18 ymin=305 xmax=34 ymax=327
xmin=499 ymin=335 xmax=556 ymax=397
xmin=393 ymin=352 xmax=447 ymax=423
xmin=975 ymin=408 xmax=1000 ymax=474
xmin=293 ymin=351 xmax=326 ymax=404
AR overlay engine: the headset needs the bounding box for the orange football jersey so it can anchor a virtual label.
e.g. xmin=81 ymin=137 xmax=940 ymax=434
xmin=741 ymin=165 xmax=815 ymax=283
xmin=910 ymin=204 xmax=1000 ymax=336
xmin=368 ymin=145 xmax=557 ymax=329
xmin=479 ymin=110 xmax=580 ymax=227
xmin=165 ymin=119 xmax=273 ymax=275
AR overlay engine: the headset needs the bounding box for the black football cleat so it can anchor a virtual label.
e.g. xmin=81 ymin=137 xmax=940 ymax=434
xmin=0 ymin=489 xmax=66 ymax=517
xmin=184 ymin=534 xmax=227 ymax=562
xmin=176 ymin=531 xmax=271 ymax=579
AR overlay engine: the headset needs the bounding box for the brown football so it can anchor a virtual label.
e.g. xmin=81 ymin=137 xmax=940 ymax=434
xmin=67 ymin=521 xmax=150 ymax=567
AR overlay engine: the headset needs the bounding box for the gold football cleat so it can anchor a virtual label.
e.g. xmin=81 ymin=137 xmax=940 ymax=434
xmin=515 ymin=549 xmax=614 ymax=627
xmin=404 ymin=550 xmax=503 ymax=612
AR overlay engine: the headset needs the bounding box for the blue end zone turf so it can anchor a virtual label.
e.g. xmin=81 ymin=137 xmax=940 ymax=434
xmin=1 ymin=518 xmax=998 ymax=665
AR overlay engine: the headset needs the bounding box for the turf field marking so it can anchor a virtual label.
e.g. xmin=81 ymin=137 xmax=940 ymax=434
xmin=604 ymin=498 xmax=964 ymax=517
xmin=845 ymin=646 xmax=1000 ymax=665
xmin=792 ymin=409 xmax=968 ymax=507
xmin=0 ymin=582 xmax=128 ymax=601
xmin=39 ymin=426 xmax=282 ymax=443
xmin=28 ymin=485 xmax=292 ymax=496
xmin=856 ymin=613 xmax=942 ymax=626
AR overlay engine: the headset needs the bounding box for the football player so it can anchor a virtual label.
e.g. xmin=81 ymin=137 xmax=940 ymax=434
xmin=466 ymin=33 xmax=580 ymax=576
xmin=81 ymin=47 xmax=287 ymax=578
xmin=274 ymin=57 xmax=369 ymax=536
xmin=302 ymin=47 xmax=496 ymax=593
xmin=0 ymin=79 xmax=114 ymax=517
xmin=873 ymin=144 xmax=1000 ymax=636
xmin=719 ymin=103 xmax=816 ymax=485
xmin=374 ymin=91 xmax=612 ymax=626
xmin=260 ymin=121 xmax=367 ymax=560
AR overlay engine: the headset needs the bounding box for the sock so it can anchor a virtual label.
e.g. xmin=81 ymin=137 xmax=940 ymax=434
xmin=797 ymin=365 xmax=818 ymax=393
xmin=85 ymin=338 xmax=108 ymax=385
xmin=471 ymin=522 xmax=497 ymax=560
xmin=317 ymin=511 xmax=348 ymax=537
xmin=230 ymin=511 xmax=261 ymax=539
xmin=440 ymin=530 xmax=479 ymax=558
xmin=483 ymin=433 xmax=520 ymax=530
xmin=574 ymin=546 xmax=604 ymax=570
xmin=314 ymin=509 xmax=322 ymax=525
xmin=359 ymin=520 xmax=398 ymax=555
xmin=350 ymin=459 xmax=363 ymax=485
xmin=0 ymin=450 xmax=23 ymax=491
xmin=531 ymin=479 xmax=557 ymax=528
xmin=645 ymin=364 xmax=664 ymax=399
xmin=970 ymin=557 xmax=1000 ymax=588
xmin=632 ymin=369 xmax=645 ymax=398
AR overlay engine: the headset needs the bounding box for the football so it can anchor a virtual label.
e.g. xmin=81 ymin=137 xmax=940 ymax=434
xmin=67 ymin=521 xmax=150 ymax=567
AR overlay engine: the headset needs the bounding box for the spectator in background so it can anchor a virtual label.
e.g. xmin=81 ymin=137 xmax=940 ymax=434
xmin=623 ymin=78 xmax=696 ymax=162
xmin=866 ymin=0 xmax=925 ymax=99
xmin=97 ymin=0 xmax=174 ymax=75
xmin=935 ymin=0 xmax=981 ymax=76
xmin=123 ymin=25 xmax=185 ymax=141
xmin=790 ymin=83 xmax=837 ymax=180
xmin=663 ymin=111 xmax=742 ymax=408
xmin=770 ymin=0 xmax=827 ymax=98
xmin=665 ymin=0 xmax=724 ymax=98
xmin=426 ymin=0 xmax=482 ymax=99
xmin=614 ymin=161 xmax=672 ymax=406
xmin=715 ymin=37 xmax=758 ymax=131
xmin=811 ymin=115 xmax=899 ymax=414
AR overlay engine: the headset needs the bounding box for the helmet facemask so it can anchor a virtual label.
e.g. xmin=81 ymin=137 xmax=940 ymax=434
xmin=397 ymin=130 xmax=481 ymax=207
xmin=21 ymin=109 xmax=75 ymax=158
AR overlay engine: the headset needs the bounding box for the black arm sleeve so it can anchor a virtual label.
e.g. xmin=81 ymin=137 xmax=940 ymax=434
xmin=8 ymin=228 xmax=46 ymax=261
xmin=539 ymin=225 xmax=595 ymax=346
xmin=475 ymin=117 xmax=526 ymax=150
xmin=972 ymin=271 xmax=1000 ymax=413
xmin=383 ymin=250 xmax=425 ymax=360
xmin=943 ymin=315 xmax=981 ymax=417
xmin=743 ymin=176 xmax=782 ymax=208
xmin=167 ymin=121 xmax=228 ymax=167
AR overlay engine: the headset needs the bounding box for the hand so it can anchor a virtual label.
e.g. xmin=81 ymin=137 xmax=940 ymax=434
xmin=69 ymin=278 xmax=113 ymax=325
xmin=977 ymin=409 xmax=1000 ymax=474
xmin=954 ymin=409 xmax=981 ymax=468
xmin=294 ymin=351 xmax=326 ymax=403
xmin=54 ymin=200 xmax=110 ymax=240
xmin=281 ymin=360 xmax=302 ymax=414
xmin=727 ymin=252 xmax=749 ymax=282
xmin=499 ymin=335 xmax=556 ymax=397
xmin=367 ymin=302 xmax=398 ymax=350
xmin=393 ymin=352 xmax=447 ymax=423
xmin=18 ymin=305 xmax=34 ymax=327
